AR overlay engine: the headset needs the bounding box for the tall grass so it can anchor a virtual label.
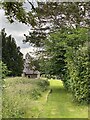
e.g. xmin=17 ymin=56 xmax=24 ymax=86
xmin=2 ymin=77 xmax=50 ymax=118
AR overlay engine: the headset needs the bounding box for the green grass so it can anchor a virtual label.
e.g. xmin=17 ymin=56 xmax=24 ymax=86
xmin=2 ymin=77 xmax=88 ymax=118
xmin=39 ymin=80 xmax=88 ymax=118
xmin=2 ymin=77 xmax=50 ymax=118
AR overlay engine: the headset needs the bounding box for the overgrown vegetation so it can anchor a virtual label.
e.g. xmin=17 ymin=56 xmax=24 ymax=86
xmin=40 ymin=28 xmax=89 ymax=104
xmin=2 ymin=2 xmax=89 ymax=47
xmin=64 ymin=42 xmax=89 ymax=103
xmin=0 ymin=61 xmax=10 ymax=79
xmin=2 ymin=77 xmax=50 ymax=118
xmin=2 ymin=78 xmax=88 ymax=118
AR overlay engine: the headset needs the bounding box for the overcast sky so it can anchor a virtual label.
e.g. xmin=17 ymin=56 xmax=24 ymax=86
xmin=0 ymin=1 xmax=38 ymax=58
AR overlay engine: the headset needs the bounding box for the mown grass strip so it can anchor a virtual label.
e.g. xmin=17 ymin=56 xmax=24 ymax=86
xmin=39 ymin=80 xmax=88 ymax=118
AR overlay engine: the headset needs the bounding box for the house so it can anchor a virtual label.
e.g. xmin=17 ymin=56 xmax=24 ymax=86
xmin=22 ymin=53 xmax=40 ymax=78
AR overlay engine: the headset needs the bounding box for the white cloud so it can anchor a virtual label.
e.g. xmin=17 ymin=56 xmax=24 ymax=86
xmin=20 ymin=47 xmax=37 ymax=58
xmin=0 ymin=9 xmax=34 ymax=58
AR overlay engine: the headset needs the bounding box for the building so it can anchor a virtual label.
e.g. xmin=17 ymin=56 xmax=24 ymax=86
xmin=22 ymin=53 xmax=40 ymax=78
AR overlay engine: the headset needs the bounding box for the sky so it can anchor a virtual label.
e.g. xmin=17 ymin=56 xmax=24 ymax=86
xmin=0 ymin=1 xmax=38 ymax=58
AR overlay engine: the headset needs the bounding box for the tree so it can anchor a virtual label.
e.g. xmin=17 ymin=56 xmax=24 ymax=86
xmin=1 ymin=28 xmax=24 ymax=76
xmin=39 ymin=29 xmax=68 ymax=78
xmin=41 ymin=27 xmax=89 ymax=103
xmin=28 ymin=55 xmax=40 ymax=71
xmin=1 ymin=1 xmax=90 ymax=47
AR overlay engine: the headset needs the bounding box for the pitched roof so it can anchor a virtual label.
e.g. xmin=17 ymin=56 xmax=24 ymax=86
xmin=23 ymin=53 xmax=40 ymax=75
xmin=23 ymin=69 xmax=39 ymax=75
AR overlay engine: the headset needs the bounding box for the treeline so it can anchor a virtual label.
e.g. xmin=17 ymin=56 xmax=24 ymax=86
xmin=0 ymin=28 xmax=24 ymax=78
xmin=40 ymin=27 xmax=89 ymax=104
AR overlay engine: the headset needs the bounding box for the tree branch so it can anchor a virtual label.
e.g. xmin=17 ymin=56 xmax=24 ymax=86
xmin=27 ymin=0 xmax=35 ymax=10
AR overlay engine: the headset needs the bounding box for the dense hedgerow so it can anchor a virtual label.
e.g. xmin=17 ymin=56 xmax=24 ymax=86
xmin=64 ymin=43 xmax=89 ymax=103
xmin=63 ymin=28 xmax=89 ymax=103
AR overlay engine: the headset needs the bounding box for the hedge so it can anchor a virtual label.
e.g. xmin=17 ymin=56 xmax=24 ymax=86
xmin=63 ymin=41 xmax=89 ymax=103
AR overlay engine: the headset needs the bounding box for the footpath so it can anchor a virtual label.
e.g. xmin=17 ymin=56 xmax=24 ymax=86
xmin=38 ymin=80 xmax=88 ymax=118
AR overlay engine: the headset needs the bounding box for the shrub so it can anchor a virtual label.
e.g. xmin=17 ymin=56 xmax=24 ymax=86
xmin=0 ymin=61 xmax=10 ymax=79
xmin=64 ymin=43 xmax=89 ymax=103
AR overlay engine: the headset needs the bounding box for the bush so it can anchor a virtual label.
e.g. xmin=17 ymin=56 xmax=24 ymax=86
xmin=64 ymin=43 xmax=89 ymax=103
xmin=0 ymin=61 xmax=10 ymax=79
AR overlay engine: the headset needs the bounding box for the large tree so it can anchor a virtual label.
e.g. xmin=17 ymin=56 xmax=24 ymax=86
xmin=1 ymin=28 xmax=24 ymax=76
xmin=1 ymin=1 xmax=90 ymax=47
xmin=39 ymin=29 xmax=66 ymax=78
xmin=40 ymin=27 xmax=89 ymax=103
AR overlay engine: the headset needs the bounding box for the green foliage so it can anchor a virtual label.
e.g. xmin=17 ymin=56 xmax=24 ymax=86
xmin=2 ymin=2 xmax=90 ymax=27
xmin=2 ymin=77 xmax=88 ymax=118
xmin=1 ymin=28 xmax=24 ymax=76
xmin=41 ymin=27 xmax=89 ymax=103
xmin=2 ymin=2 xmax=90 ymax=47
xmin=64 ymin=43 xmax=89 ymax=103
xmin=63 ymin=28 xmax=89 ymax=103
xmin=1 ymin=1 xmax=89 ymax=104
xmin=0 ymin=61 xmax=10 ymax=79
xmin=40 ymin=29 xmax=67 ymax=78
xmin=2 ymin=77 xmax=50 ymax=118
xmin=31 ymin=79 xmax=50 ymax=100
xmin=39 ymin=80 xmax=88 ymax=118
xmin=28 ymin=56 xmax=40 ymax=71
xmin=31 ymin=89 xmax=42 ymax=100
xmin=38 ymin=79 xmax=50 ymax=91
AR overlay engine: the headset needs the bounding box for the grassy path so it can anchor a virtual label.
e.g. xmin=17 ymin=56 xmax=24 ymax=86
xmin=39 ymin=80 xmax=88 ymax=118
